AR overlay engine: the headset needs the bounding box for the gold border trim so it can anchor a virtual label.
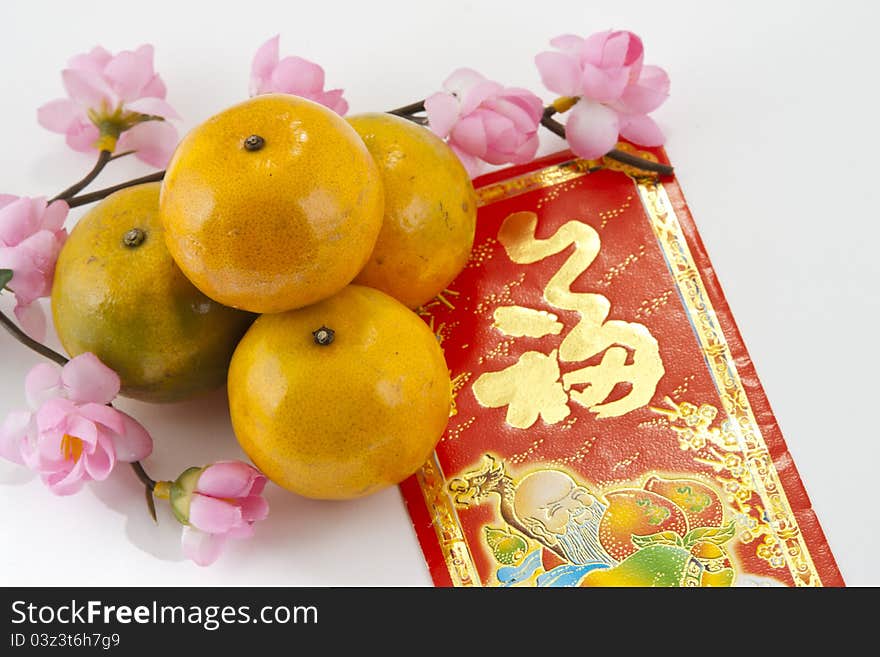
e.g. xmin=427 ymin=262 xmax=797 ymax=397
xmin=416 ymin=158 xmax=821 ymax=586
xmin=416 ymin=452 xmax=482 ymax=586
xmin=636 ymin=181 xmax=821 ymax=586
xmin=475 ymin=158 xmax=601 ymax=208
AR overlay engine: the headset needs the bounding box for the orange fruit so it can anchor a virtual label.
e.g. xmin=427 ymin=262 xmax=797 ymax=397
xmin=580 ymin=545 xmax=692 ymax=587
xmin=643 ymin=476 xmax=724 ymax=530
xmin=227 ymin=285 xmax=451 ymax=499
xmin=598 ymin=489 xmax=689 ymax=562
xmin=51 ymin=183 xmax=254 ymax=402
xmin=159 ymin=94 xmax=384 ymax=313
xmin=347 ymin=113 xmax=476 ymax=308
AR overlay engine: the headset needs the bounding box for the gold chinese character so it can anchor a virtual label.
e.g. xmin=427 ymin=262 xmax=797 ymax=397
xmin=472 ymin=349 xmax=571 ymax=428
xmin=473 ymin=211 xmax=664 ymax=428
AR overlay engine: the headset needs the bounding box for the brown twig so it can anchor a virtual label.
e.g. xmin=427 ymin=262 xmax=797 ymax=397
xmin=541 ymin=106 xmax=674 ymax=176
xmin=388 ymin=99 xmax=426 ymax=117
xmin=108 ymin=150 xmax=136 ymax=162
xmin=130 ymin=460 xmax=156 ymax=491
xmin=66 ymin=171 xmax=165 ymax=208
xmin=0 ymin=307 xmax=69 ymax=366
xmin=50 ymin=150 xmax=113 ymax=202
xmin=131 ymin=462 xmax=158 ymax=523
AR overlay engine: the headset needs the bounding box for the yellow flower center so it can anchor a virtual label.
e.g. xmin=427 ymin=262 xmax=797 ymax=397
xmin=86 ymin=100 xmax=164 ymax=154
xmin=153 ymin=481 xmax=171 ymax=500
xmin=60 ymin=434 xmax=84 ymax=462
xmin=552 ymin=96 xmax=579 ymax=113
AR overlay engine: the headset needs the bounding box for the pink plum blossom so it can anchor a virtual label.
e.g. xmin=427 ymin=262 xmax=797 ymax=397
xmin=250 ymin=35 xmax=348 ymax=115
xmin=0 ymin=353 xmax=153 ymax=496
xmin=37 ymin=44 xmax=180 ymax=167
xmin=535 ymin=31 xmax=670 ymax=159
xmin=425 ymin=68 xmax=544 ymax=177
xmin=0 ymin=195 xmax=69 ymax=340
xmin=168 ymin=461 xmax=269 ymax=566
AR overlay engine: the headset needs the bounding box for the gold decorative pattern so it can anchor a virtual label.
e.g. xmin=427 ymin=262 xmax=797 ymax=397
xmin=635 ymin=290 xmax=674 ymax=319
xmin=599 ymin=245 xmax=647 ymax=287
xmin=414 ymin=157 xmax=821 ymax=587
xmin=652 ymin=398 xmax=783 ymax=569
xmin=637 ymin=181 xmax=821 ymax=586
xmin=448 ymin=372 xmax=472 ymax=418
xmin=476 ymin=337 xmax=516 ymax=366
xmin=598 ymin=194 xmax=634 ymax=229
xmin=466 ymin=237 xmax=498 ymax=269
xmin=442 ymin=415 xmax=475 ymax=443
xmin=476 ymin=158 xmax=601 ymax=208
xmin=474 ymin=273 xmax=525 ymax=318
xmin=508 ymin=437 xmax=547 ymax=466
xmin=416 ymin=453 xmax=481 ymax=587
xmin=550 ymin=435 xmax=598 ymax=467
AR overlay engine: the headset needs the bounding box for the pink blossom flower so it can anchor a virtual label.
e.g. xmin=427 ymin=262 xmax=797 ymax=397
xmin=250 ymin=35 xmax=348 ymax=115
xmin=166 ymin=461 xmax=269 ymax=566
xmin=535 ymin=31 xmax=670 ymax=159
xmin=0 ymin=353 xmax=153 ymax=496
xmin=37 ymin=45 xmax=180 ymax=167
xmin=425 ymin=68 xmax=544 ymax=177
xmin=0 ymin=195 xmax=69 ymax=340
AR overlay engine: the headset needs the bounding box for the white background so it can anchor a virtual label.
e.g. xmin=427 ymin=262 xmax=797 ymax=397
xmin=0 ymin=0 xmax=877 ymax=586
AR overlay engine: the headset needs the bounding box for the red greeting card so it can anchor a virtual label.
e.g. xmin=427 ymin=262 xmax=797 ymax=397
xmin=400 ymin=147 xmax=843 ymax=587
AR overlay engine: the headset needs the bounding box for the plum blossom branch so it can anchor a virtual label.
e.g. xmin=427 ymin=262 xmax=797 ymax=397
xmin=0 ymin=198 xmax=68 ymax=339
xmin=541 ymin=105 xmax=674 ymax=176
xmin=38 ymin=44 xmax=180 ymax=168
xmin=2 ymin=289 xmax=264 ymax=556
xmin=0 ymin=351 xmax=153 ymax=496
xmin=159 ymin=462 xmax=269 ymax=566
xmin=535 ymin=31 xmax=671 ymax=166
xmin=390 ymin=96 xmax=672 ymax=175
xmin=1 ymin=302 xmax=158 ymax=513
